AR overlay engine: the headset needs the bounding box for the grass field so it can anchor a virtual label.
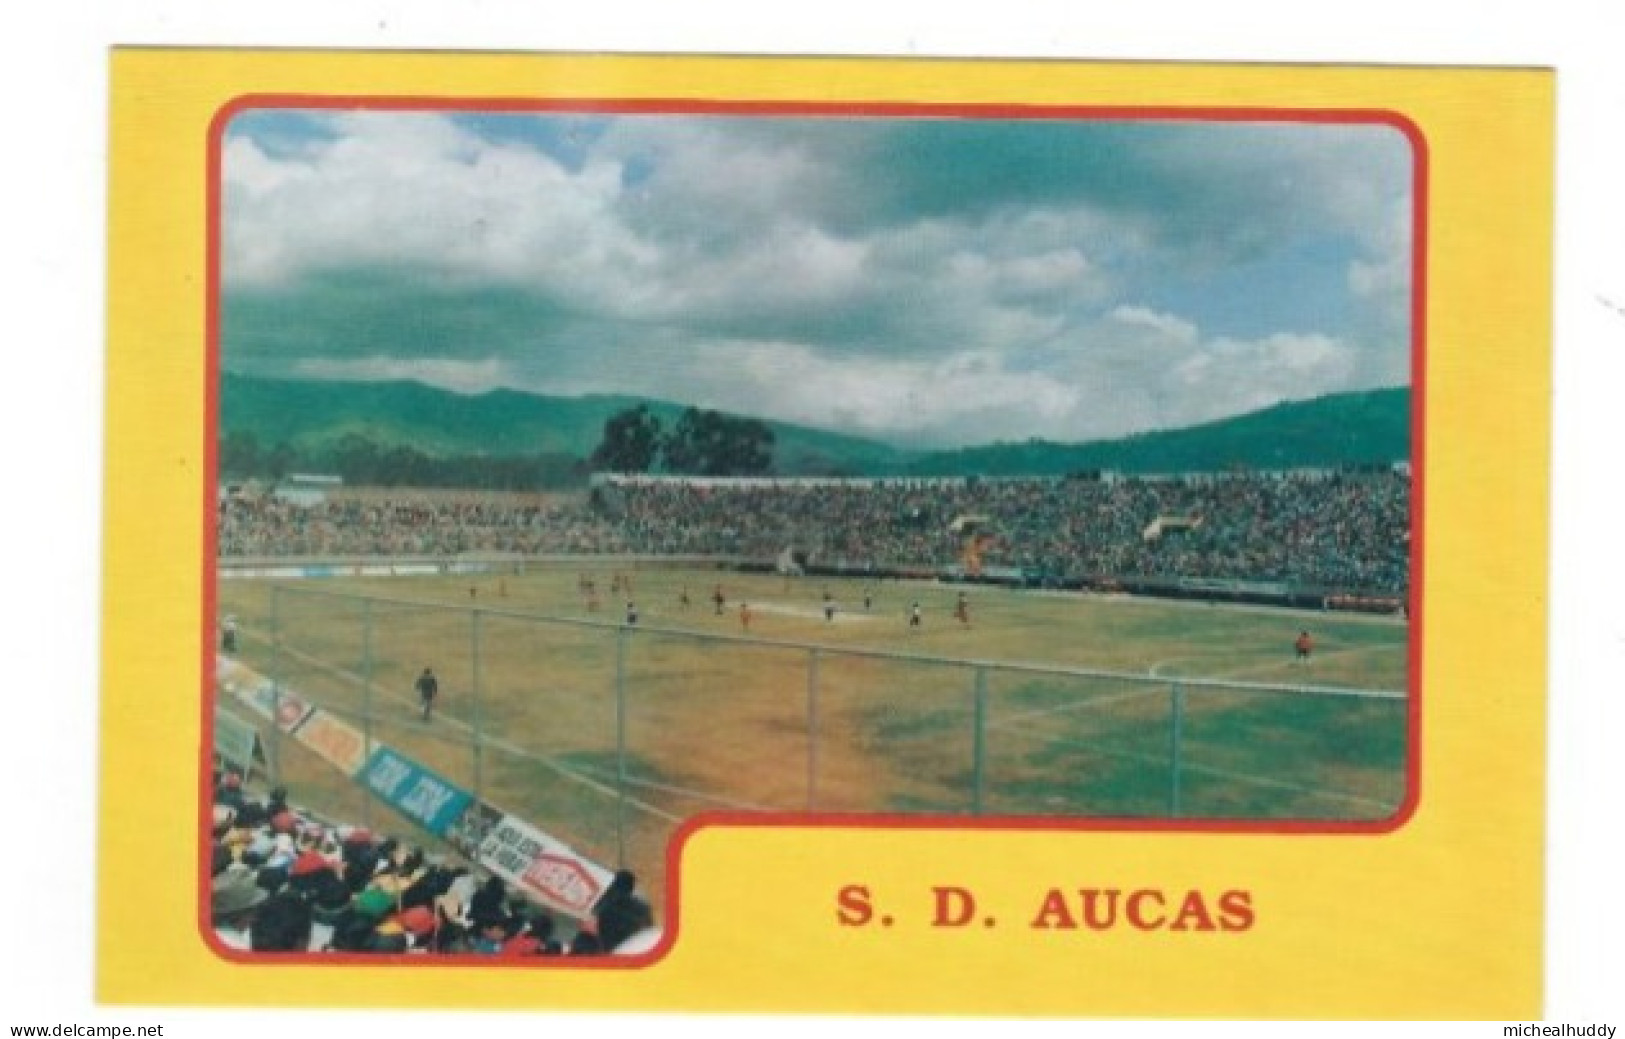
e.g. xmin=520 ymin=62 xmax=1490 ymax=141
xmin=216 ymin=564 xmax=1409 ymax=916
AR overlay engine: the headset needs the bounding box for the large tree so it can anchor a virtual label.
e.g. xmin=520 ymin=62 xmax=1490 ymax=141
xmin=590 ymin=404 xmax=664 ymax=473
xmin=662 ymin=407 xmax=775 ymax=476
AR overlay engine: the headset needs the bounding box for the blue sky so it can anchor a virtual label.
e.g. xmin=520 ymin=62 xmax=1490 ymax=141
xmin=221 ymin=109 xmax=1413 ymax=448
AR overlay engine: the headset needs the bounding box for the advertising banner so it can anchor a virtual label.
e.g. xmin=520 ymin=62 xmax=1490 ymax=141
xmin=234 ymin=677 xmax=315 ymax=733
xmin=291 ymin=709 xmax=371 ymax=776
xmin=444 ymin=799 xmax=505 ymax=860
xmin=212 ymin=709 xmax=259 ymax=775
xmin=358 ymin=747 xmax=473 ymax=836
xmin=476 ymin=814 xmax=617 ymax=920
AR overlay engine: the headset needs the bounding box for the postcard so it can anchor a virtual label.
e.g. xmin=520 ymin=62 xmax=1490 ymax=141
xmin=101 ymin=49 xmax=1553 ymax=1016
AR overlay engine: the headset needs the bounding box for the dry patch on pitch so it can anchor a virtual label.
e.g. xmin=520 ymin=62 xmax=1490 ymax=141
xmin=214 ymin=568 xmax=1411 ymax=912
xmin=743 ymin=599 xmax=883 ymax=623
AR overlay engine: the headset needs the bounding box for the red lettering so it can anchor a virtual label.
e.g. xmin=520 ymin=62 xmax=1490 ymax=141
xmin=1079 ymin=888 xmax=1120 ymax=930
xmin=1126 ymin=889 xmax=1166 ymax=930
xmin=931 ymin=886 xmax=977 ymax=927
xmin=1218 ymin=889 xmax=1255 ymax=931
xmin=836 ymin=885 xmax=873 ymax=926
xmin=1029 ymin=888 xmax=1077 ymax=929
xmin=1170 ymin=889 xmax=1217 ymax=932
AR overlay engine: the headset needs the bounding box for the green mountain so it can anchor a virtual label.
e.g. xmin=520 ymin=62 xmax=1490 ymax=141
xmin=220 ymin=373 xmax=1410 ymax=479
xmin=219 ymin=373 xmax=910 ymax=476
xmin=902 ymin=388 xmax=1411 ymax=476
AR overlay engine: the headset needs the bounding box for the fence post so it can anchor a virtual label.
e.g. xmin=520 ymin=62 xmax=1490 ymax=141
xmin=806 ymin=647 xmax=820 ymax=810
xmin=614 ymin=623 xmax=629 ymax=869
xmin=361 ymin=596 xmax=374 ymax=830
xmin=972 ymin=666 xmax=989 ymax=816
xmin=471 ymin=608 xmax=484 ymax=811
xmin=1170 ymin=683 xmax=1185 ymax=818
xmin=267 ymin=585 xmax=282 ymax=789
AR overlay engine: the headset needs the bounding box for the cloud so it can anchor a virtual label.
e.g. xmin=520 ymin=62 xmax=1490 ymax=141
xmin=576 ymin=308 xmax=1365 ymax=447
xmin=291 ymin=355 xmax=516 ymax=394
xmin=220 ymin=109 xmax=1413 ymax=447
xmin=675 ymin=341 xmax=1082 ymax=445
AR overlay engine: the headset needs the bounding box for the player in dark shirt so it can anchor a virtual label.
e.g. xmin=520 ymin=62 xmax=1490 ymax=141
xmin=415 ymin=667 xmax=439 ymax=721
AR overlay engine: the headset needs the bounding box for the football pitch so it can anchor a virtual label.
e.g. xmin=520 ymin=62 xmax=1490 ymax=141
xmin=216 ymin=565 xmax=1409 ymax=915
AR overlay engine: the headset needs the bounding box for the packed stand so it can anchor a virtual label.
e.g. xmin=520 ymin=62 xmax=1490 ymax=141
xmin=209 ymin=768 xmax=657 ymax=956
xmin=218 ymin=497 xmax=632 ymax=558
xmin=218 ymin=469 xmax=1410 ymax=594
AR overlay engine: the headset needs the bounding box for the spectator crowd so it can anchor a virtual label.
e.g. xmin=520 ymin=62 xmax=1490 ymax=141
xmin=219 ymin=469 xmax=1410 ymax=595
xmin=209 ymin=767 xmax=656 ymax=956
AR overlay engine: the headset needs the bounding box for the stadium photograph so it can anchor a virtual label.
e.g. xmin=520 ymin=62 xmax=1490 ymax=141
xmin=207 ymin=103 xmax=1416 ymax=957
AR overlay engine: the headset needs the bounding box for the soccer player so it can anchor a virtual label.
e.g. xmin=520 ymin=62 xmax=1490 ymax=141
xmin=713 ymin=584 xmax=726 ymax=616
xmin=822 ymin=591 xmax=836 ymax=623
xmin=415 ymin=667 xmax=439 ymax=722
xmin=909 ymin=601 xmax=922 ymax=629
xmin=1294 ymin=630 xmax=1314 ymax=664
xmin=679 ymin=586 xmax=691 ymax=610
xmin=739 ymin=602 xmax=752 ymax=632
xmin=626 ymin=601 xmax=639 ymax=627
xmin=221 ymin=615 xmax=238 ymax=653
xmin=863 ymin=586 xmax=873 ymax=611
xmin=954 ymin=591 xmax=970 ymax=627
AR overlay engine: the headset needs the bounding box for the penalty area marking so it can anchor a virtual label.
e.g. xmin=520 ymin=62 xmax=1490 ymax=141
xmin=989 ymin=686 xmax=1167 ymax=729
xmin=1149 ymin=642 xmax=1402 ymax=683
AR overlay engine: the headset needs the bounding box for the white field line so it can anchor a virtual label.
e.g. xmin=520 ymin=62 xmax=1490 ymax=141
xmin=239 ymin=633 xmax=698 ymax=822
xmin=1148 ymin=642 xmax=1399 ymax=682
xmin=1034 ymin=590 xmax=1408 ymax=627
xmin=244 ymin=629 xmax=1397 ymax=817
xmin=1212 ymin=643 xmax=1400 ymax=683
xmin=543 ymin=762 xmax=775 ymax=813
xmin=746 ymin=600 xmax=882 ymax=623
xmin=289 ymin=640 xmax=778 ymax=814
xmin=1148 ymin=656 xmax=1205 ymax=678
xmin=989 ymin=686 xmax=1167 ymax=728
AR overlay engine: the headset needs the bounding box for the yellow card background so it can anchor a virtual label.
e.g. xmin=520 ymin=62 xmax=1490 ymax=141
xmin=101 ymin=49 xmax=1552 ymax=1017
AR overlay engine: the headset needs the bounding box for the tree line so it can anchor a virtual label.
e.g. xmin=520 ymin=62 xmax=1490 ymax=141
xmin=218 ymin=430 xmax=588 ymax=490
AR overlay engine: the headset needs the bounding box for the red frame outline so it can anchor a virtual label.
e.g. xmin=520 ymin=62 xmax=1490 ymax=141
xmin=200 ymin=93 xmax=1428 ymax=969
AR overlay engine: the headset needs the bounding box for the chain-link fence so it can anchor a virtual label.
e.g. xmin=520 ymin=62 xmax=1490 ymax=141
xmin=220 ymin=583 xmax=1408 ymax=912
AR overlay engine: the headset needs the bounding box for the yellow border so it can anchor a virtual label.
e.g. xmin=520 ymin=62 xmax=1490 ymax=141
xmin=103 ymin=50 xmax=1552 ymax=1016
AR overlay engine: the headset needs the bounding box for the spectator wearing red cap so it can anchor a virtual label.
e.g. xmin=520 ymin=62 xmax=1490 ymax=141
xmin=393 ymin=905 xmax=439 ymax=952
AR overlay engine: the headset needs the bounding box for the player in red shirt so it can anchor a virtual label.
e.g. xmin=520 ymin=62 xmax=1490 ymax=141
xmin=1294 ymin=630 xmax=1314 ymax=664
